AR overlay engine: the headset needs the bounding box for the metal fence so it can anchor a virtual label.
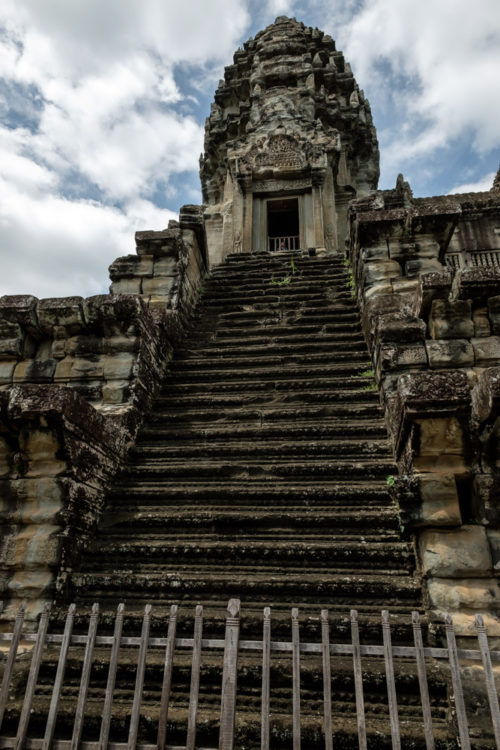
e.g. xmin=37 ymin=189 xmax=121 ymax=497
xmin=0 ymin=599 xmax=499 ymax=750
xmin=268 ymin=237 xmax=300 ymax=252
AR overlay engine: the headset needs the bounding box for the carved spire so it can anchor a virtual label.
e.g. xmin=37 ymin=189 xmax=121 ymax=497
xmin=201 ymin=16 xmax=379 ymax=204
xmin=492 ymin=164 xmax=500 ymax=192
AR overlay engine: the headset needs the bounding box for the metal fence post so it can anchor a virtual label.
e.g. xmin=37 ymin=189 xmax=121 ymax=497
xmin=219 ymin=598 xmax=241 ymax=750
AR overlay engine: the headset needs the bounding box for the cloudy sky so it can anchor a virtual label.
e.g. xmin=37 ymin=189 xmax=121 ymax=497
xmin=1 ymin=0 xmax=499 ymax=298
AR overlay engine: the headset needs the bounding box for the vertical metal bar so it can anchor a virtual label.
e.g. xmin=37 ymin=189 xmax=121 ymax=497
xmin=261 ymin=607 xmax=271 ymax=750
xmin=15 ymin=601 xmax=52 ymax=750
xmin=186 ymin=605 xmax=203 ymax=750
xmin=157 ymin=604 xmax=178 ymax=750
xmin=475 ymin=614 xmax=500 ymax=748
xmin=219 ymin=599 xmax=240 ymax=750
xmin=127 ymin=604 xmax=152 ymax=750
xmin=321 ymin=610 xmax=333 ymax=750
xmin=71 ymin=602 xmax=99 ymax=750
xmin=444 ymin=614 xmax=470 ymax=750
xmin=43 ymin=603 xmax=76 ymax=750
xmin=0 ymin=602 xmax=25 ymax=730
xmin=99 ymin=603 xmax=125 ymax=750
xmin=381 ymin=611 xmax=400 ymax=750
xmin=350 ymin=610 xmax=367 ymax=750
xmin=291 ymin=608 xmax=301 ymax=750
xmin=411 ymin=612 xmax=435 ymax=750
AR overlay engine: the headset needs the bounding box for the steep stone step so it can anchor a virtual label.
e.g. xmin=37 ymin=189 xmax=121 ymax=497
xmin=146 ymin=404 xmax=384 ymax=425
xmin=208 ymin=322 xmax=363 ymax=338
xmin=184 ymin=329 xmax=366 ymax=348
xmin=164 ymin=364 xmax=373 ymax=383
xmin=122 ymin=458 xmax=396 ymax=481
xmin=95 ymin=507 xmax=401 ymax=536
xmin=160 ymin=374 xmax=377 ymax=394
xmin=83 ymin=539 xmax=414 ymax=571
xmin=152 ymin=390 xmax=379 ymax=411
xmin=72 ymin=570 xmax=420 ymax=603
xmin=176 ymin=338 xmax=368 ymax=358
xmin=106 ymin=480 xmax=393 ymax=506
xmin=168 ymin=350 xmax=370 ymax=372
xmin=129 ymin=437 xmax=390 ymax=460
xmin=138 ymin=420 xmax=387 ymax=441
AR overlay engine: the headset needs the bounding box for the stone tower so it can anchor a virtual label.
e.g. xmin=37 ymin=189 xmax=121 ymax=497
xmin=201 ymin=16 xmax=379 ymax=264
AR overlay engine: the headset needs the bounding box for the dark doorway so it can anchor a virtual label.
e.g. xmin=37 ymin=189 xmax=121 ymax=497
xmin=267 ymin=198 xmax=299 ymax=251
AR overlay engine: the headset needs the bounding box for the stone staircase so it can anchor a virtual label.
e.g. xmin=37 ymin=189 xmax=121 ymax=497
xmin=6 ymin=251 xmax=460 ymax=747
xmin=72 ymin=251 xmax=419 ymax=626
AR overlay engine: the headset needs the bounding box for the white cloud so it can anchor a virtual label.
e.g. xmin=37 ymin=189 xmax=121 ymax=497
xmin=449 ymin=172 xmax=495 ymax=195
xmin=0 ymin=0 xmax=251 ymax=297
xmin=266 ymin=0 xmax=295 ymax=14
xmin=339 ymin=0 xmax=500 ymax=161
xmin=0 ymin=170 xmax=177 ymax=298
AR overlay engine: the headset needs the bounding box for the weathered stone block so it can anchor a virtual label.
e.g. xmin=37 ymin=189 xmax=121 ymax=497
xmin=153 ymin=256 xmax=178 ymax=276
xmin=361 ymin=244 xmax=389 ymax=261
xmin=378 ymin=343 xmax=427 ymax=372
xmin=110 ymin=278 xmax=142 ymax=295
xmin=473 ymin=307 xmax=491 ymax=338
xmin=364 ymin=282 xmax=394 ymax=300
xmin=54 ymin=357 xmax=104 ymax=381
xmin=472 ymin=474 xmax=500 ymax=526
xmin=428 ymin=299 xmax=473 ymax=340
xmin=471 ymin=366 xmax=500 ymax=425
xmin=396 ymin=472 xmax=462 ymax=529
xmin=20 ymin=429 xmax=67 ymax=477
xmin=102 ymin=381 xmax=129 ymax=404
xmin=391 ymin=278 xmax=418 ymax=294
xmin=427 ymin=577 xmax=500 ymax=615
xmin=418 ymin=415 xmax=464 ymax=453
xmin=413 ymin=271 xmax=453 ymax=319
xmin=405 ymin=258 xmax=443 ymax=277
xmin=135 ymin=228 xmax=181 ymax=258
xmin=0 ymin=437 xmax=11 ymax=477
xmin=0 ymin=478 xmax=64 ymax=524
xmin=109 ymin=255 xmax=154 ymax=280
xmin=362 ymin=260 xmax=401 ymax=286
xmin=142 ymin=277 xmax=176 ymax=297
xmin=13 ymin=359 xmax=57 ymax=383
xmin=374 ymin=313 xmax=426 ymax=345
xmin=487 ymin=529 xmax=500 ymax=573
xmin=0 ymin=295 xmax=40 ymax=336
xmin=472 ymin=336 xmax=500 ymax=367
xmin=0 ymin=334 xmax=23 ymax=360
xmin=102 ymin=354 xmax=135 ymax=380
xmin=426 ymin=339 xmax=474 ymax=368
xmin=0 ymin=361 xmax=16 ymax=384
xmin=37 ymin=297 xmax=85 ymax=336
xmin=7 ymin=569 xmax=53 ymax=599
xmin=420 ymin=526 xmax=492 ymax=578
xmin=488 ymin=296 xmax=500 ymax=335
xmin=453 ymin=267 xmax=500 ymax=304
xmin=1 ymin=524 xmax=61 ymax=569
xmin=419 ymin=473 xmax=462 ymax=526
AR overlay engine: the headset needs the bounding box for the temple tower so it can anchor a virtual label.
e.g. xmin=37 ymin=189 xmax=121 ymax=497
xmin=201 ymin=16 xmax=380 ymax=264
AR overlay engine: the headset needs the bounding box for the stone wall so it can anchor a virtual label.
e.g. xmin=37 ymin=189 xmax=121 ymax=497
xmin=347 ymin=176 xmax=500 ymax=636
xmin=0 ymin=209 xmax=207 ymax=623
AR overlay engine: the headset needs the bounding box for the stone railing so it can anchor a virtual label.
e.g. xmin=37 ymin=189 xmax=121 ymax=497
xmin=0 ymin=206 xmax=208 ymax=622
xmin=347 ymin=187 xmax=500 ymax=636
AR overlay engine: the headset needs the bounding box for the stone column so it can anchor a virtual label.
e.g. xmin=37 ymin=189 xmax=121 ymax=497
xmin=322 ymin=167 xmax=338 ymax=253
xmin=252 ymin=197 xmax=267 ymax=253
xmin=312 ymin=169 xmax=326 ymax=255
xmin=301 ymin=191 xmax=315 ymax=249
xmin=239 ymin=175 xmax=253 ymax=253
